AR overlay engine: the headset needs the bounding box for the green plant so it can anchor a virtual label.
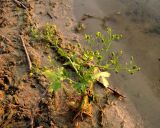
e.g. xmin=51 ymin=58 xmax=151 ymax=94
xmin=83 ymin=28 xmax=140 ymax=74
xmin=42 ymin=67 xmax=65 ymax=92
xmin=30 ymin=24 xmax=140 ymax=94
xmin=30 ymin=27 xmax=40 ymax=39
xmin=29 ymin=24 xmax=141 ymax=121
xmin=30 ymin=24 xmax=59 ymax=46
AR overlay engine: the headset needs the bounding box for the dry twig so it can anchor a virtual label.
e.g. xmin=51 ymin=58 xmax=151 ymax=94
xmin=13 ymin=0 xmax=27 ymax=10
xmin=107 ymin=87 xmax=126 ymax=98
xmin=20 ymin=36 xmax=32 ymax=71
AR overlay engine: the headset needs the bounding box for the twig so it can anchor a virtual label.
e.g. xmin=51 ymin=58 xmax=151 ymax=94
xmin=107 ymin=87 xmax=126 ymax=98
xmin=30 ymin=108 xmax=34 ymax=128
xmin=47 ymin=12 xmax=53 ymax=19
xmin=20 ymin=36 xmax=32 ymax=71
xmin=13 ymin=0 xmax=27 ymax=10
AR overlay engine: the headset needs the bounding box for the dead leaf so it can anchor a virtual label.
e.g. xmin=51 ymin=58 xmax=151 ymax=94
xmin=93 ymin=68 xmax=111 ymax=88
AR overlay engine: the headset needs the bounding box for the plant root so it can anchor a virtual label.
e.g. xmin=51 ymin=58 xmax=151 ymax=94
xmin=72 ymin=94 xmax=92 ymax=121
xmin=72 ymin=81 xmax=93 ymax=121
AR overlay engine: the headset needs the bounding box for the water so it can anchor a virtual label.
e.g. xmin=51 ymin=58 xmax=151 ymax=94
xmin=73 ymin=0 xmax=160 ymax=128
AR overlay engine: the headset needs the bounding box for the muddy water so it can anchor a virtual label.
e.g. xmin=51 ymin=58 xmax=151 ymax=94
xmin=73 ymin=0 xmax=160 ymax=128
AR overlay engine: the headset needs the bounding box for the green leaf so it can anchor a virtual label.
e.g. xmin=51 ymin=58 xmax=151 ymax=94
xmin=104 ymin=64 xmax=110 ymax=70
xmin=43 ymin=69 xmax=56 ymax=82
xmin=74 ymin=82 xmax=87 ymax=93
xmin=63 ymin=61 xmax=71 ymax=66
xmin=43 ymin=68 xmax=64 ymax=92
xmin=49 ymin=81 xmax=61 ymax=92
xmin=58 ymin=48 xmax=67 ymax=57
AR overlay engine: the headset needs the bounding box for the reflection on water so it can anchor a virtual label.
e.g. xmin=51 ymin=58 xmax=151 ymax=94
xmin=73 ymin=0 xmax=160 ymax=128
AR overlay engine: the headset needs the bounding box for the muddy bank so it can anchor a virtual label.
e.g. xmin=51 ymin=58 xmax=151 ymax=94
xmin=73 ymin=0 xmax=160 ymax=128
xmin=31 ymin=1 xmax=144 ymax=127
xmin=31 ymin=0 xmax=144 ymax=127
xmin=0 ymin=0 xmax=158 ymax=128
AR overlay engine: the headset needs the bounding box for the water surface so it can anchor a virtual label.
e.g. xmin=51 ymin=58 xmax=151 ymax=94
xmin=73 ymin=0 xmax=160 ymax=128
